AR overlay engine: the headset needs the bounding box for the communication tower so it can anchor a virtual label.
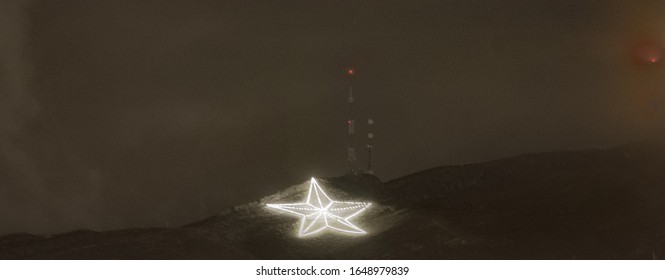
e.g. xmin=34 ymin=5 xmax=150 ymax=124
xmin=346 ymin=68 xmax=357 ymax=173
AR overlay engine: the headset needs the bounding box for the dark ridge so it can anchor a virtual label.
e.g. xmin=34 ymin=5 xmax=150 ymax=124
xmin=2 ymin=142 xmax=665 ymax=259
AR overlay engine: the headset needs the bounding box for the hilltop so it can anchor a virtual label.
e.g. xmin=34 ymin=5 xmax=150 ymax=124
xmin=2 ymin=142 xmax=665 ymax=259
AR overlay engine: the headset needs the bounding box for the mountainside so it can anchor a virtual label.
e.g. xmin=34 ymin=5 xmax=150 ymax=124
xmin=2 ymin=143 xmax=665 ymax=259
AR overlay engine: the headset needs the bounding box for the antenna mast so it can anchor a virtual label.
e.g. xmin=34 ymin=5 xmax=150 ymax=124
xmin=366 ymin=119 xmax=374 ymax=174
xmin=346 ymin=68 xmax=357 ymax=174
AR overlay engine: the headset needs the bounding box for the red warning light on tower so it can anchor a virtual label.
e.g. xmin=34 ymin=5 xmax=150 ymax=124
xmin=346 ymin=68 xmax=355 ymax=76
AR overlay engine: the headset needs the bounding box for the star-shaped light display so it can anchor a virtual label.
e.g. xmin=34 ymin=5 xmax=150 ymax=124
xmin=266 ymin=178 xmax=372 ymax=237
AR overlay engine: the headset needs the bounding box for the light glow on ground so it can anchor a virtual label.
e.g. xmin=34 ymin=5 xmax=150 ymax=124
xmin=266 ymin=178 xmax=372 ymax=237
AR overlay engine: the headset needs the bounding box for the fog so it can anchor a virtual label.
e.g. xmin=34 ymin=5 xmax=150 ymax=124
xmin=1 ymin=0 xmax=664 ymax=235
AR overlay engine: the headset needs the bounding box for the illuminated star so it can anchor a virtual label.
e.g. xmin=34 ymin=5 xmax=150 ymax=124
xmin=266 ymin=178 xmax=372 ymax=237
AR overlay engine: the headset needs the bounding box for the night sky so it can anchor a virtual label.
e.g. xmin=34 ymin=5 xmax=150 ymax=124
xmin=1 ymin=0 xmax=664 ymax=235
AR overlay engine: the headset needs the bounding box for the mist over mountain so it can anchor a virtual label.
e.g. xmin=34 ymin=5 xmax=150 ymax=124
xmin=3 ymin=0 xmax=664 ymax=236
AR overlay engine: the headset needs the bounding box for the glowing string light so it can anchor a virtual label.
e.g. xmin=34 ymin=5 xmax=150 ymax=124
xmin=266 ymin=178 xmax=372 ymax=237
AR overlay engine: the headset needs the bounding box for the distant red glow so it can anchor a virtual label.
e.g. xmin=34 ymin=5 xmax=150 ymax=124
xmin=632 ymin=41 xmax=663 ymax=65
xmin=347 ymin=68 xmax=355 ymax=75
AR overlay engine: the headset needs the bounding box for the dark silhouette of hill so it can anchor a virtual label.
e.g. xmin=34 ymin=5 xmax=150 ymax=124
xmin=2 ymin=142 xmax=665 ymax=259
